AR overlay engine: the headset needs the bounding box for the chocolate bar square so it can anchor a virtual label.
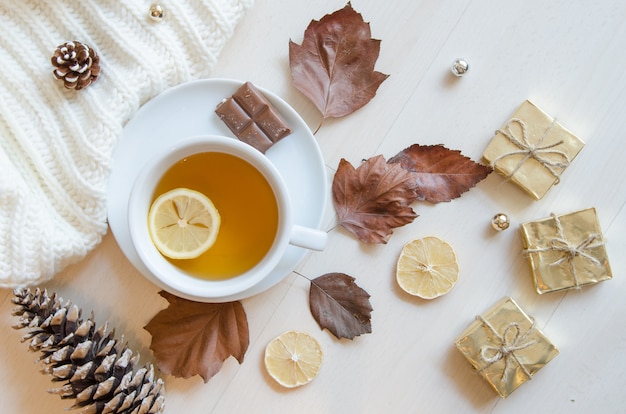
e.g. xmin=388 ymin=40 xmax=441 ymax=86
xmin=215 ymin=82 xmax=293 ymax=153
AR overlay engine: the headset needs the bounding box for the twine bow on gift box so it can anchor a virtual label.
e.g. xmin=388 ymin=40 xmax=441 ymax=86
xmin=524 ymin=213 xmax=604 ymax=288
xmin=476 ymin=315 xmax=537 ymax=383
xmin=490 ymin=118 xmax=571 ymax=182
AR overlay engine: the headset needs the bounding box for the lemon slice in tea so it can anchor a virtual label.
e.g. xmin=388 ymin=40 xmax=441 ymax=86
xmin=264 ymin=331 xmax=323 ymax=388
xmin=148 ymin=188 xmax=220 ymax=260
xmin=396 ymin=236 xmax=459 ymax=299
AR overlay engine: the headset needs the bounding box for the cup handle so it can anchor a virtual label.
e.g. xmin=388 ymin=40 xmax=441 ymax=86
xmin=289 ymin=225 xmax=327 ymax=251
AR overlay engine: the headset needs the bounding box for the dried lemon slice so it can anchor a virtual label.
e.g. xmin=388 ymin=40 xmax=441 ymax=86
xmin=264 ymin=331 xmax=323 ymax=388
xmin=396 ymin=236 xmax=459 ymax=299
xmin=148 ymin=188 xmax=220 ymax=260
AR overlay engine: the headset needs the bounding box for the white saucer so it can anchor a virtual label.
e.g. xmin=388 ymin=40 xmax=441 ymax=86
xmin=106 ymin=78 xmax=327 ymax=302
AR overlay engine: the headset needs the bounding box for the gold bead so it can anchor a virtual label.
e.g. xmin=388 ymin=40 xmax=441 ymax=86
xmin=491 ymin=213 xmax=510 ymax=231
xmin=148 ymin=4 xmax=165 ymax=22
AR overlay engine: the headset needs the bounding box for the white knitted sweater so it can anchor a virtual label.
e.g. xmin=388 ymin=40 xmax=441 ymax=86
xmin=0 ymin=0 xmax=253 ymax=287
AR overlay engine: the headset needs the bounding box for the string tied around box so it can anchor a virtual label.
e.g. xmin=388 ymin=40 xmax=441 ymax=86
xmin=490 ymin=118 xmax=571 ymax=183
xmin=475 ymin=315 xmax=537 ymax=383
xmin=524 ymin=213 xmax=604 ymax=288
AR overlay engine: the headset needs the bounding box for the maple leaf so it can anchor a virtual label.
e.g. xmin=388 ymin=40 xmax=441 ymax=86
xmin=309 ymin=273 xmax=373 ymax=340
xmin=289 ymin=2 xmax=389 ymax=119
xmin=144 ymin=291 xmax=249 ymax=383
xmin=332 ymin=155 xmax=420 ymax=244
xmin=388 ymin=144 xmax=492 ymax=203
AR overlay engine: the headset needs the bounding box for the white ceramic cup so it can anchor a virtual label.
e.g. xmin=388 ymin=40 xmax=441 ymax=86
xmin=127 ymin=135 xmax=327 ymax=302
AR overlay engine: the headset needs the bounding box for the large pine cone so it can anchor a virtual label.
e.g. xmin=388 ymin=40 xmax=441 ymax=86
xmin=12 ymin=288 xmax=165 ymax=414
xmin=51 ymin=41 xmax=100 ymax=90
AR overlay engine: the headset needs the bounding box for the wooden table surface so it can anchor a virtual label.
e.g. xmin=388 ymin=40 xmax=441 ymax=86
xmin=2 ymin=0 xmax=625 ymax=412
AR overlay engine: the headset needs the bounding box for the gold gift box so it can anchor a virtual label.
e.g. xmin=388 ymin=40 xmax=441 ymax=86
xmin=455 ymin=297 xmax=559 ymax=398
xmin=482 ymin=100 xmax=585 ymax=200
xmin=520 ymin=208 xmax=612 ymax=294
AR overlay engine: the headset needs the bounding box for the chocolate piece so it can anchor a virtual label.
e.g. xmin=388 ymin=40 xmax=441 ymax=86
xmin=215 ymin=82 xmax=293 ymax=153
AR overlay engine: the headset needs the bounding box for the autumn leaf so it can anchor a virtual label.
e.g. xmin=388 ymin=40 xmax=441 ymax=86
xmin=309 ymin=273 xmax=373 ymax=340
xmin=144 ymin=291 xmax=249 ymax=383
xmin=289 ymin=3 xmax=389 ymax=119
xmin=388 ymin=144 xmax=492 ymax=203
xmin=332 ymin=155 xmax=420 ymax=244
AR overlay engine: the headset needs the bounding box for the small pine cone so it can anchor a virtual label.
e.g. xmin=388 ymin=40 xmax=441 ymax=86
xmin=51 ymin=41 xmax=100 ymax=90
xmin=12 ymin=288 xmax=165 ymax=414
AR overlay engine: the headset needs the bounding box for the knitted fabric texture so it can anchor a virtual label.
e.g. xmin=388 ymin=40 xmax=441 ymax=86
xmin=0 ymin=0 xmax=253 ymax=287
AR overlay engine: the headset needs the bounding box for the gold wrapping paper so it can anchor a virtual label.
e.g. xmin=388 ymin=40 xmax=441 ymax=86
xmin=455 ymin=297 xmax=559 ymax=398
xmin=482 ymin=100 xmax=585 ymax=200
xmin=520 ymin=208 xmax=612 ymax=294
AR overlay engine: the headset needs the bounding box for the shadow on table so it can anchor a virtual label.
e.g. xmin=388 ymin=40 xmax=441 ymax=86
xmin=442 ymin=342 xmax=499 ymax=411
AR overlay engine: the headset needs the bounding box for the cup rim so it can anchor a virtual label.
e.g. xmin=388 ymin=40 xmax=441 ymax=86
xmin=127 ymin=134 xmax=292 ymax=301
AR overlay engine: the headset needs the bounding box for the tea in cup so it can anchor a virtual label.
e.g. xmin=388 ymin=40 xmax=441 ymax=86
xmin=127 ymin=135 xmax=327 ymax=302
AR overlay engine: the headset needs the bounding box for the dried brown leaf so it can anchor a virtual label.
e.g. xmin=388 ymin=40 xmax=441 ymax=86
xmin=289 ymin=3 xmax=389 ymax=118
xmin=332 ymin=155 xmax=420 ymax=244
xmin=144 ymin=291 xmax=249 ymax=383
xmin=388 ymin=144 xmax=492 ymax=203
xmin=309 ymin=273 xmax=373 ymax=340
